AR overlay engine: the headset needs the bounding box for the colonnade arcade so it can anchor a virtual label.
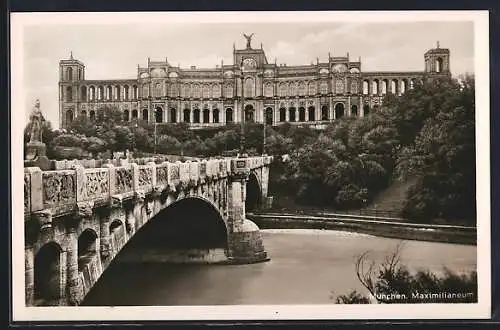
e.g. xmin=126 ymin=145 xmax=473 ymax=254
xmin=65 ymin=100 xmax=379 ymax=126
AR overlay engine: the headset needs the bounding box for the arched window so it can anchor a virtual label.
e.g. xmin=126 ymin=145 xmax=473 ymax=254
xmin=81 ymin=110 xmax=87 ymax=117
xmin=391 ymin=80 xmax=398 ymax=94
xmin=183 ymin=109 xmax=191 ymax=123
xmin=244 ymin=105 xmax=255 ymax=122
xmin=67 ymin=67 xmax=73 ymax=81
xmin=298 ymin=82 xmax=307 ymax=96
xmin=363 ymin=80 xmax=369 ymax=95
xmin=212 ymin=85 xmax=221 ymax=98
xmin=193 ymin=109 xmax=200 ymax=123
xmin=279 ymin=108 xmax=286 ymax=122
xmin=244 ymin=77 xmax=254 ymax=97
xmin=202 ymin=108 xmax=210 ymax=123
xmin=106 ymin=86 xmax=113 ymax=100
xmin=66 ymin=109 xmax=74 ymax=124
xmin=372 ymin=80 xmax=379 ymax=95
xmin=400 ymin=80 xmax=407 ymax=94
xmin=382 ymin=80 xmax=388 ymax=94
xmin=202 ymin=85 xmax=210 ymax=98
xmin=181 ymin=84 xmax=190 ymax=98
xmin=351 ymin=80 xmax=359 ymax=94
xmin=142 ymin=109 xmax=149 ymax=121
xmin=319 ymin=81 xmax=328 ymax=94
xmin=170 ymin=108 xmax=177 ymax=123
xmin=225 ymin=108 xmax=233 ymax=123
xmin=169 ymin=84 xmax=178 ymax=97
xmin=288 ymin=107 xmax=296 ymax=122
xmin=213 ymin=109 xmax=220 ymax=123
xmin=279 ymin=82 xmax=288 ymax=97
xmin=335 ymin=80 xmax=345 ymax=94
xmin=321 ymin=106 xmax=329 ymax=121
xmin=123 ymin=110 xmax=130 ymax=122
xmin=308 ymin=82 xmax=317 ymax=95
xmin=308 ymin=106 xmax=315 ymax=121
xmin=80 ymin=86 xmax=87 ymax=101
xmin=97 ymin=86 xmax=104 ymax=100
xmin=298 ymin=107 xmax=306 ymax=122
xmin=89 ymin=86 xmax=95 ymax=101
xmin=192 ymin=84 xmax=201 ymax=98
xmin=78 ymin=68 xmax=82 ymax=80
xmin=289 ymin=82 xmax=297 ymax=96
xmin=66 ymin=86 xmax=73 ymax=102
xmin=265 ymin=107 xmax=273 ymax=125
xmin=363 ymin=105 xmax=370 ymax=116
xmin=124 ymin=85 xmax=130 ymax=100
xmin=264 ymin=83 xmax=273 ymax=97
xmin=78 ymin=229 xmax=98 ymax=272
xmin=155 ymin=107 xmax=163 ymax=123
xmin=115 ymin=85 xmax=121 ymax=100
xmin=436 ymin=58 xmax=443 ymax=73
xmin=132 ymin=85 xmax=138 ymax=99
xmin=334 ymin=103 xmax=345 ymax=119
xmin=224 ymin=84 xmax=233 ymax=97
xmin=351 ymin=105 xmax=358 ymax=117
xmin=89 ymin=110 xmax=96 ymax=121
xmin=153 ymin=83 xmax=162 ymax=98
xmin=410 ymin=78 xmax=416 ymax=89
xmin=131 ymin=109 xmax=138 ymax=120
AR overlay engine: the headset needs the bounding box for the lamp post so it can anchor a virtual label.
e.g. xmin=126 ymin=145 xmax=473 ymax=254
xmin=262 ymin=112 xmax=267 ymax=156
xmin=153 ymin=121 xmax=157 ymax=155
xmin=239 ymin=59 xmax=246 ymax=158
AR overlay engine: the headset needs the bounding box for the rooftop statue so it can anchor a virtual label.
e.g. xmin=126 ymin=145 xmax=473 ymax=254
xmin=243 ymin=33 xmax=254 ymax=49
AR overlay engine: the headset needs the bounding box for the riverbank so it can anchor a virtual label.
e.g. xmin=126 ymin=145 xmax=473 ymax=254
xmin=248 ymin=213 xmax=476 ymax=245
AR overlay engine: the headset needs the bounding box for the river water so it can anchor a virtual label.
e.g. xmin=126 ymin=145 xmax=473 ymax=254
xmin=82 ymin=229 xmax=476 ymax=306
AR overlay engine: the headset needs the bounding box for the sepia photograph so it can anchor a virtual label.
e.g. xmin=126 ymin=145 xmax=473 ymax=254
xmin=11 ymin=10 xmax=490 ymax=321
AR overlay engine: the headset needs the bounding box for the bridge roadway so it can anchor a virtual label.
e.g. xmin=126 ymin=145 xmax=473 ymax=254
xmin=24 ymin=155 xmax=273 ymax=306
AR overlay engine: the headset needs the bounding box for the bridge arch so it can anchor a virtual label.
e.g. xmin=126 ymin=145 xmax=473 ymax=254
xmin=34 ymin=241 xmax=64 ymax=305
xmin=78 ymin=228 xmax=98 ymax=272
xmin=119 ymin=196 xmax=228 ymax=256
xmin=246 ymin=171 xmax=262 ymax=212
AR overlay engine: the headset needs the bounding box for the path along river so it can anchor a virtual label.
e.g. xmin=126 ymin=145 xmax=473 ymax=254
xmin=82 ymin=229 xmax=476 ymax=305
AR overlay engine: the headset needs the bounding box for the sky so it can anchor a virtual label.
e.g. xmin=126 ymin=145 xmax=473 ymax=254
xmin=19 ymin=18 xmax=474 ymax=128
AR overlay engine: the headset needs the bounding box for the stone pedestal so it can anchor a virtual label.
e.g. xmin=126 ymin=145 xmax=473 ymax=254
xmin=25 ymin=142 xmax=51 ymax=170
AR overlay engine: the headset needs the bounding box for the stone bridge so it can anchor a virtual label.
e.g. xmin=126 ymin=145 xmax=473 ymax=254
xmin=24 ymin=155 xmax=273 ymax=306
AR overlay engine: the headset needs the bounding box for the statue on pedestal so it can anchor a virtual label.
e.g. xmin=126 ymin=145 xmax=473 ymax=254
xmin=29 ymin=99 xmax=43 ymax=143
xmin=25 ymin=99 xmax=50 ymax=169
xmin=243 ymin=33 xmax=254 ymax=50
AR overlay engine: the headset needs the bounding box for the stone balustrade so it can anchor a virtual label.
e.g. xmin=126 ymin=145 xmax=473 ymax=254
xmin=24 ymin=156 xmax=273 ymax=217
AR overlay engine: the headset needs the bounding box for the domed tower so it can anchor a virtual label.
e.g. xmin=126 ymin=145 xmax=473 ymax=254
xmin=424 ymin=41 xmax=451 ymax=75
xmin=59 ymin=52 xmax=85 ymax=128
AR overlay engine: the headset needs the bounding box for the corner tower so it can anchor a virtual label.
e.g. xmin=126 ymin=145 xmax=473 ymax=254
xmin=424 ymin=41 xmax=450 ymax=75
xmin=59 ymin=52 xmax=85 ymax=128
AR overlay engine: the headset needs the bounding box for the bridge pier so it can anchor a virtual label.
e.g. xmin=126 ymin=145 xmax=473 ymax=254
xmin=24 ymin=246 xmax=34 ymax=306
xmin=227 ymin=159 xmax=269 ymax=264
xmin=66 ymin=227 xmax=81 ymax=306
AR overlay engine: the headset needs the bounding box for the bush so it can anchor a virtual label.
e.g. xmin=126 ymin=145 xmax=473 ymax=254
xmin=336 ymin=242 xmax=477 ymax=304
xmin=335 ymin=290 xmax=371 ymax=304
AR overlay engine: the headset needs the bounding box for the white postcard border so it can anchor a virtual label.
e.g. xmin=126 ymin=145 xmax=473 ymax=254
xmin=10 ymin=10 xmax=490 ymax=321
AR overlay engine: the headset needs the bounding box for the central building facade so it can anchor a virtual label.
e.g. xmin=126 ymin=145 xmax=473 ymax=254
xmin=58 ymin=37 xmax=450 ymax=129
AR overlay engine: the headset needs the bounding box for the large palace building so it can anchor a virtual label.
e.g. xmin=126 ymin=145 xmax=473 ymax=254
xmin=58 ymin=36 xmax=450 ymax=129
